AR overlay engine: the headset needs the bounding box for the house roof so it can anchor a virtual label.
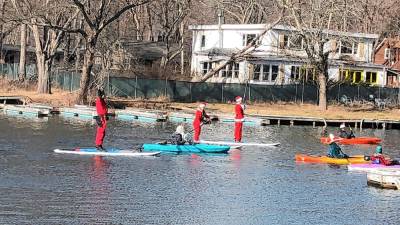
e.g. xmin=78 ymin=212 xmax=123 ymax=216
xmin=118 ymin=41 xmax=178 ymax=61
xmin=189 ymin=24 xmax=379 ymax=39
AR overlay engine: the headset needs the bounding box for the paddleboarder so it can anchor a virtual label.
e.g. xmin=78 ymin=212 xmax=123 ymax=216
xmin=327 ymin=134 xmax=348 ymax=158
xmin=234 ymin=96 xmax=245 ymax=142
xmin=193 ymin=102 xmax=210 ymax=142
xmin=338 ymin=123 xmax=355 ymax=139
xmin=95 ymin=89 xmax=108 ymax=151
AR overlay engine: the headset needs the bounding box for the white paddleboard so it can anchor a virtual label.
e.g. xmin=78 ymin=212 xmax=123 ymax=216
xmin=198 ymin=140 xmax=280 ymax=147
xmin=54 ymin=149 xmax=161 ymax=157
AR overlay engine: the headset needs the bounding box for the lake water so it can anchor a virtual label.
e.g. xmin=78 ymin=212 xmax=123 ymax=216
xmin=0 ymin=114 xmax=400 ymax=224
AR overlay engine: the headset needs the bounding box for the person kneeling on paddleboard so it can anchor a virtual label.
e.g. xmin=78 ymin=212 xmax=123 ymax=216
xmin=95 ymin=89 xmax=108 ymax=151
xmin=370 ymin=145 xmax=398 ymax=166
xmin=327 ymin=134 xmax=348 ymax=159
xmin=234 ymin=96 xmax=245 ymax=142
xmin=338 ymin=123 xmax=355 ymax=139
xmin=193 ymin=102 xmax=210 ymax=142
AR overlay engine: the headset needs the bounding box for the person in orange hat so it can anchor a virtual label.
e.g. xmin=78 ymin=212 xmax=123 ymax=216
xmin=234 ymin=96 xmax=245 ymax=142
xmin=192 ymin=102 xmax=210 ymax=142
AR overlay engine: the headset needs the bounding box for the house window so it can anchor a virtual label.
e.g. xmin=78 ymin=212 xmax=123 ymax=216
xmin=232 ymin=62 xmax=239 ymax=78
xmin=243 ymin=34 xmax=259 ymax=46
xmin=201 ymin=62 xmax=213 ymax=75
xmin=366 ymin=72 xmax=377 ymax=84
xmin=289 ymin=36 xmax=303 ymax=50
xmin=220 ymin=62 xmax=239 ymax=78
xmin=271 ymin=65 xmax=279 ymax=81
xmin=201 ymin=35 xmax=206 ymax=48
xmin=254 ymin=65 xmax=261 ymax=80
xmin=340 ymin=41 xmax=357 ymax=54
xmin=291 ymin=66 xmax=301 ymax=80
xmin=262 ymin=65 xmax=271 ymax=81
xmin=384 ymin=48 xmax=391 ymax=60
xmin=252 ymin=64 xmax=278 ymax=82
xmin=340 ymin=69 xmax=363 ymax=83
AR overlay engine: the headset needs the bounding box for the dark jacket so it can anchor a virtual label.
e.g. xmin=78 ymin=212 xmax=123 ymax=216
xmin=327 ymin=142 xmax=348 ymax=158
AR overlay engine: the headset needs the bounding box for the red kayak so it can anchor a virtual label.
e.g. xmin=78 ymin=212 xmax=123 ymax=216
xmin=320 ymin=137 xmax=381 ymax=145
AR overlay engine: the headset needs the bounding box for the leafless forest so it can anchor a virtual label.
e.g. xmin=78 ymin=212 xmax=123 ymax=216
xmin=0 ymin=0 xmax=399 ymax=104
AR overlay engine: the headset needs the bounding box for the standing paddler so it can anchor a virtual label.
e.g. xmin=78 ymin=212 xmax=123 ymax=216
xmin=234 ymin=96 xmax=245 ymax=142
xmin=193 ymin=102 xmax=210 ymax=142
xmin=95 ymin=89 xmax=108 ymax=151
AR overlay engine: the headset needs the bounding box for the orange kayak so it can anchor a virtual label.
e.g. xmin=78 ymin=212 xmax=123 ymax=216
xmin=295 ymin=154 xmax=369 ymax=165
xmin=320 ymin=137 xmax=381 ymax=145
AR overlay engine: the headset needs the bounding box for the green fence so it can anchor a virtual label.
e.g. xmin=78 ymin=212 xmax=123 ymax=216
xmin=1 ymin=64 xmax=400 ymax=104
xmin=0 ymin=63 xmax=36 ymax=80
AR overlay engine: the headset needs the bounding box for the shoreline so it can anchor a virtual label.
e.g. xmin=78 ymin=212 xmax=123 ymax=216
xmin=1 ymin=87 xmax=400 ymax=122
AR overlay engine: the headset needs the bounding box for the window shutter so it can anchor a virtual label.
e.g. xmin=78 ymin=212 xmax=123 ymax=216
xmin=358 ymin=42 xmax=365 ymax=58
xmin=248 ymin=64 xmax=254 ymax=80
xmin=279 ymin=34 xmax=285 ymax=49
xmin=331 ymin=40 xmax=337 ymax=52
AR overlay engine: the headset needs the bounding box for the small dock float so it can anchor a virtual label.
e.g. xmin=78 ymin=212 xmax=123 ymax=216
xmin=60 ymin=106 xmax=96 ymax=119
xmin=168 ymin=111 xmax=219 ymax=123
xmin=0 ymin=96 xmax=27 ymax=107
xmin=367 ymin=169 xmax=400 ymax=190
xmin=3 ymin=105 xmax=50 ymax=117
xmin=28 ymin=104 xmax=59 ymax=114
xmin=115 ymin=108 xmax=167 ymax=122
xmin=219 ymin=114 xmax=268 ymax=126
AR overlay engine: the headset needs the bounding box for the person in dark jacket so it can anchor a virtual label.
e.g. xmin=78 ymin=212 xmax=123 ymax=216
xmin=171 ymin=125 xmax=187 ymax=145
xmin=327 ymin=134 xmax=348 ymax=158
xmin=338 ymin=123 xmax=355 ymax=139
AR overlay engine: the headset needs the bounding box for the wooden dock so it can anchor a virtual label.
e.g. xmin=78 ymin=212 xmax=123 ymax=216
xmin=0 ymin=96 xmax=27 ymax=107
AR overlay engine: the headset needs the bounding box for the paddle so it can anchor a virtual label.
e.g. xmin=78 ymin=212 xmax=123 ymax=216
xmin=348 ymin=124 xmax=356 ymax=138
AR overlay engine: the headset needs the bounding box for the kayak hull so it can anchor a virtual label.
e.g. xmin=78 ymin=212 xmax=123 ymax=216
xmin=348 ymin=164 xmax=400 ymax=172
xmin=142 ymin=144 xmax=230 ymax=153
xmin=54 ymin=148 xmax=160 ymax=157
xmin=198 ymin=140 xmax=280 ymax=147
xmin=320 ymin=137 xmax=381 ymax=145
xmin=295 ymin=154 xmax=368 ymax=165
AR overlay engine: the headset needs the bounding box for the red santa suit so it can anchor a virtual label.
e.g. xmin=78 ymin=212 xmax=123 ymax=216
xmin=95 ymin=97 xmax=108 ymax=146
xmin=234 ymin=99 xmax=245 ymax=142
xmin=193 ymin=104 xmax=209 ymax=142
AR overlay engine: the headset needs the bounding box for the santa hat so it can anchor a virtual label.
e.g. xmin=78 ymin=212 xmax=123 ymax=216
xmin=235 ymin=96 xmax=243 ymax=102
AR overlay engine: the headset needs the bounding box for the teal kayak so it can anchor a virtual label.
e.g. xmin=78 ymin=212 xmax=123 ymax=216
xmin=142 ymin=143 xmax=230 ymax=153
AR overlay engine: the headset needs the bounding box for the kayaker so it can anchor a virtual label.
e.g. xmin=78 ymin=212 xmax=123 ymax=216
xmin=338 ymin=123 xmax=355 ymax=139
xmin=327 ymin=134 xmax=348 ymax=158
xmin=370 ymin=145 xmax=397 ymax=166
xmin=95 ymin=89 xmax=108 ymax=151
xmin=193 ymin=102 xmax=210 ymax=142
xmin=234 ymin=96 xmax=245 ymax=142
xmin=171 ymin=125 xmax=187 ymax=145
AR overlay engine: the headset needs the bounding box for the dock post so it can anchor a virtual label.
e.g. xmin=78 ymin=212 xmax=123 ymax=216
xmin=383 ymin=123 xmax=386 ymax=130
xmin=290 ymin=120 xmax=294 ymax=127
xmin=355 ymin=122 xmax=358 ymax=129
xmin=277 ymin=120 xmax=280 ymax=127
xmin=360 ymin=119 xmax=363 ymax=132
xmin=313 ymin=121 xmax=316 ymax=128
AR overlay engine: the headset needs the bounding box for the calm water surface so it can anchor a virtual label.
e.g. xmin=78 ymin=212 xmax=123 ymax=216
xmin=0 ymin=114 xmax=400 ymax=224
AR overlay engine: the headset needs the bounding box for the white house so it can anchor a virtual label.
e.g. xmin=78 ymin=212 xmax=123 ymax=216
xmin=189 ymin=24 xmax=386 ymax=86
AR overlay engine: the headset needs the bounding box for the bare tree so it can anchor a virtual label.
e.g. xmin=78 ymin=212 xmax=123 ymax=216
xmin=45 ymin=0 xmax=152 ymax=104
xmin=18 ymin=23 xmax=27 ymax=81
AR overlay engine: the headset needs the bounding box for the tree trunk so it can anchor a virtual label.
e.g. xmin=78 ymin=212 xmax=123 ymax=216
xmin=318 ymin=72 xmax=327 ymax=110
xmin=77 ymin=42 xmax=95 ymax=104
xmin=19 ymin=24 xmax=27 ymax=81
xmin=36 ymin=55 xmax=52 ymax=94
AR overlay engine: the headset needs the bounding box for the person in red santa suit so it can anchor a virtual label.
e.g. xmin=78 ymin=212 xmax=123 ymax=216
xmin=192 ymin=102 xmax=210 ymax=142
xmin=234 ymin=96 xmax=245 ymax=142
xmin=95 ymin=89 xmax=108 ymax=151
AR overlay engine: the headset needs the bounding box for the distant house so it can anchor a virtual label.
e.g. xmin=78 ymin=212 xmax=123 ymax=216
xmin=189 ymin=24 xmax=387 ymax=86
xmin=374 ymin=38 xmax=400 ymax=87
